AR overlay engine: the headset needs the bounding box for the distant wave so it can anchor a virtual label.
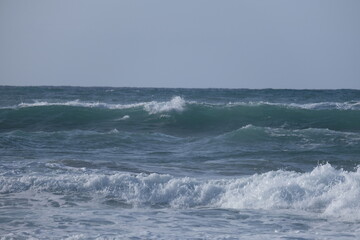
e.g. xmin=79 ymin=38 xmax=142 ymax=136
xmin=1 ymin=96 xmax=360 ymax=132
xmin=11 ymin=96 xmax=186 ymax=114
xmin=1 ymin=127 xmax=358 ymax=154
xmin=228 ymin=101 xmax=360 ymax=110
xmin=2 ymin=96 xmax=360 ymax=111
xmin=1 ymin=164 xmax=360 ymax=220
xmin=217 ymin=124 xmax=360 ymax=143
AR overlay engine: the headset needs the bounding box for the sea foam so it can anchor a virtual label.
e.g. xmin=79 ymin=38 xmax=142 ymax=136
xmin=1 ymin=164 xmax=359 ymax=220
xmin=14 ymin=96 xmax=186 ymax=114
xmin=228 ymin=101 xmax=360 ymax=110
xmin=12 ymin=98 xmax=360 ymax=112
xmin=143 ymin=96 xmax=185 ymax=114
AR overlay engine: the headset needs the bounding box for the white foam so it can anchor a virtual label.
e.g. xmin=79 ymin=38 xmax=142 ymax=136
xmin=117 ymin=115 xmax=130 ymax=120
xmin=143 ymin=96 xmax=186 ymax=114
xmin=15 ymin=99 xmax=144 ymax=110
xmin=287 ymin=101 xmax=360 ymax=110
xmin=109 ymin=128 xmax=119 ymax=134
xmin=5 ymin=98 xmax=360 ymax=112
xmin=12 ymin=96 xmax=187 ymax=114
xmin=228 ymin=101 xmax=360 ymax=110
xmin=1 ymin=164 xmax=360 ymax=220
xmin=16 ymin=99 xmax=116 ymax=109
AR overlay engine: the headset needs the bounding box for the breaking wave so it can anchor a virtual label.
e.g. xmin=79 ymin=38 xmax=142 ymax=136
xmin=1 ymin=96 xmax=360 ymax=132
xmin=1 ymin=164 xmax=360 ymax=220
xmin=12 ymin=96 xmax=186 ymax=114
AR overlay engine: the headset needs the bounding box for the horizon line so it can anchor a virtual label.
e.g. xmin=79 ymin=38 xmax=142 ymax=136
xmin=1 ymin=84 xmax=360 ymax=91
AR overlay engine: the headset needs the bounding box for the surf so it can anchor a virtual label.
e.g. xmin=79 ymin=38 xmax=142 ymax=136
xmin=1 ymin=164 xmax=360 ymax=220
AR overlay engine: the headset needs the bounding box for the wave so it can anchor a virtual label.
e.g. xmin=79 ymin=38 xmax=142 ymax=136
xmin=4 ymin=97 xmax=360 ymax=111
xmin=217 ymin=125 xmax=360 ymax=144
xmin=1 ymin=164 xmax=360 ymax=220
xmin=1 ymin=96 xmax=360 ymax=132
xmin=10 ymin=96 xmax=186 ymax=114
xmin=0 ymin=129 xmax=183 ymax=151
xmin=229 ymin=101 xmax=360 ymax=110
xmin=2 ymin=126 xmax=359 ymax=151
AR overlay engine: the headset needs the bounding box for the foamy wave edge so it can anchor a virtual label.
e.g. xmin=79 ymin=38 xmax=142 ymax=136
xmin=228 ymin=101 xmax=360 ymax=110
xmin=4 ymin=98 xmax=360 ymax=112
xmin=7 ymin=96 xmax=186 ymax=114
xmin=9 ymin=99 xmax=360 ymax=111
xmin=1 ymin=164 xmax=360 ymax=220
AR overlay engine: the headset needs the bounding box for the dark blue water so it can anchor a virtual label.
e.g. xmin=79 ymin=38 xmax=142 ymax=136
xmin=1 ymin=86 xmax=360 ymax=239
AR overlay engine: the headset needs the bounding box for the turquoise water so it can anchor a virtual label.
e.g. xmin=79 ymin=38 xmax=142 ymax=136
xmin=1 ymin=86 xmax=360 ymax=239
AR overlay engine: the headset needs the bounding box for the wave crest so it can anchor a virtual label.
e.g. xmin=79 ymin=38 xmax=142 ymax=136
xmin=8 ymin=98 xmax=360 ymax=111
xmin=228 ymin=101 xmax=360 ymax=110
xmin=143 ymin=96 xmax=186 ymax=114
xmin=2 ymin=164 xmax=360 ymax=220
xmin=14 ymin=96 xmax=186 ymax=114
xmin=1 ymin=97 xmax=360 ymax=132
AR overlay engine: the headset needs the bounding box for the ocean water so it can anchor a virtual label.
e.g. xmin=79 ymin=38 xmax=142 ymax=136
xmin=1 ymin=86 xmax=360 ymax=240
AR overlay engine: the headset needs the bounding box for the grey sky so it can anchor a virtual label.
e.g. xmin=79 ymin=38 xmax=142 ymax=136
xmin=0 ymin=0 xmax=359 ymax=89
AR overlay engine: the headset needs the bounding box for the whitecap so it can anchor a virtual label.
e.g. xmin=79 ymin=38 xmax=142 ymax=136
xmin=143 ymin=96 xmax=186 ymax=114
xmin=11 ymin=96 xmax=187 ymax=114
xmin=109 ymin=128 xmax=119 ymax=134
xmin=227 ymin=101 xmax=360 ymax=110
xmin=2 ymin=164 xmax=360 ymax=220
xmin=117 ymin=115 xmax=130 ymax=121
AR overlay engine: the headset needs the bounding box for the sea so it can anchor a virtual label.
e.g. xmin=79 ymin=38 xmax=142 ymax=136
xmin=1 ymin=86 xmax=360 ymax=240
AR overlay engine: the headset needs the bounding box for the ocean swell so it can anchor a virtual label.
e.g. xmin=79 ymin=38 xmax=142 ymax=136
xmin=10 ymin=96 xmax=186 ymax=114
xmin=1 ymin=97 xmax=360 ymax=133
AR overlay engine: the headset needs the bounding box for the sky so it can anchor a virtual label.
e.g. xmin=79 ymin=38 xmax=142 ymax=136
xmin=0 ymin=0 xmax=359 ymax=89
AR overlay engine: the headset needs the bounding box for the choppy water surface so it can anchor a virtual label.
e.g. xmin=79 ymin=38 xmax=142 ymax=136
xmin=1 ymin=87 xmax=360 ymax=239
